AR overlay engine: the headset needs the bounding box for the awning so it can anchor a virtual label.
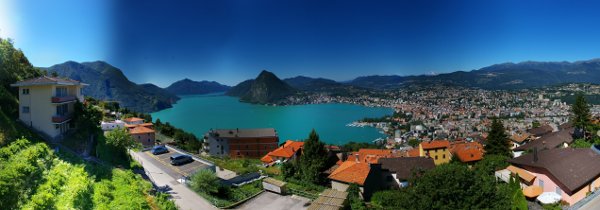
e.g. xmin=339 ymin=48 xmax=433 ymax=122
xmin=507 ymin=165 xmax=536 ymax=183
xmin=522 ymin=185 xmax=543 ymax=198
xmin=537 ymin=192 xmax=562 ymax=204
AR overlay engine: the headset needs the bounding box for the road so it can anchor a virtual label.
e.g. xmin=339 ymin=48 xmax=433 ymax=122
xmin=131 ymin=151 xmax=217 ymax=210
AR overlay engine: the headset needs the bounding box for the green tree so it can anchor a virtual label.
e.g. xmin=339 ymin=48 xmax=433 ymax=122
xmin=509 ymin=175 xmax=528 ymax=210
xmin=571 ymin=139 xmax=592 ymax=148
xmin=571 ymin=93 xmax=591 ymax=140
xmin=408 ymin=138 xmax=420 ymax=148
xmin=484 ymin=118 xmax=512 ymax=158
xmin=347 ymin=184 xmax=366 ymax=210
xmin=281 ymin=160 xmax=297 ymax=179
xmin=105 ymin=128 xmax=136 ymax=149
xmin=190 ymin=169 xmax=220 ymax=194
xmin=299 ymin=129 xmax=328 ymax=184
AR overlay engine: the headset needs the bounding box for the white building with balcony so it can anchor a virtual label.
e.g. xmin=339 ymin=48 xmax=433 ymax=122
xmin=11 ymin=76 xmax=87 ymax=140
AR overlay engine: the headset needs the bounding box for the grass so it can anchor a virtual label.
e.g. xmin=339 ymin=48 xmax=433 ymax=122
xmin=202 ymin=156 xmax=263 ymax=175
xmin=194 ymin=180 xmax=264 ymax=208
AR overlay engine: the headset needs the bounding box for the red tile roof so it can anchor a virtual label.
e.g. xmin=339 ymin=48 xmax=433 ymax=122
xmin=261 ymin=140 xmax=304 ymax=164
xmin=420 ymin=140 xmax=450 ymax=150
xmin=347 ymin=149 xmax=394 ymax=164
xmin=407 ymin=148 xmax=420 ymax=157
xmin=129 ymin=125 xmax=155 ymax=134
xmin=123 ymin=117 xmax=144 ymax=123
xmin=328 ymin=161 xmax=371 ymax=186
xmin=450 ymin=141 xmax=484 ymax=163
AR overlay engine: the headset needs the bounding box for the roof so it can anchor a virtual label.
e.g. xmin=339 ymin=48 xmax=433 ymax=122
xmin=420 ymin=140 xmax=450 ymax=150
xmin=378 ymin=157 xmax=435 ymax=180
xmin=10 ymin=76 xmax=88 ymax=87
xmin=125 ymin=122 xmax=153 ymax=128
xmin=261 ymin=140 xmax=304 ymax=163
xmin=527 ymin=125 xmax=553 ymax=137
xmin=346 ymin=149 xmax=394 ymax=164
xmin=450 ymin=141 xmax=484 ymax=163
xmin=328 ymin=161 xmax=371 ymax=185
xmin=129 ymin=125 xmax=155 ymax=134
xmin=209 ymin=128 xmax=277 ymax=138
xmin=407 ymin=148 xmax=420 ymax=157
xmin=514 ymin=128 xmax=574 ymax=151
xmin=507 ymin=165 xmax=536 ymax=183
xmin=308 ymin=189 xmax=348 ymax=210
xmin=123 ymin=117 xmax=144 ymax=123
xmin=508 ymin=148 xmax=600 ymax=195
xmin=511 ymin=133 xmax=530 ymax=143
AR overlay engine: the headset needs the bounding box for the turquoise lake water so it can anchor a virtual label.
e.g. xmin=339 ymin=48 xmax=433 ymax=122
xmin=151 ymin=94 xmax=393 ymax=145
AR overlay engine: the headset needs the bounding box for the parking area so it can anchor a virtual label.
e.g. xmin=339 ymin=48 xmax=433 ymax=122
xmin=140 ymin=149 xmax=212 ymax=178
xmin=235 ymin=191 xmax=310 ymax=210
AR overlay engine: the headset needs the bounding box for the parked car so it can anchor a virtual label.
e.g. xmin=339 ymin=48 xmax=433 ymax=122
xmin=151 ymin=145 xmax=169 ymax=155
xmin=170 ymin=154 xmax=193 ymax=165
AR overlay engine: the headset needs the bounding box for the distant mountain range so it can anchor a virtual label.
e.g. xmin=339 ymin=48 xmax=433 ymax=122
xmin=165 ymin=78 xmax=230 ymax=95
xmin=226 ymin=70 xmax=296 ymax=104
xmin=347 ymin=59 xmax=600 ymax=90
xmin=46 ymin=61 xmax=180 ymax=113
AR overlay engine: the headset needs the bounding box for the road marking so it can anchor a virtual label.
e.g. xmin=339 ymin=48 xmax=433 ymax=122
xmin=145 ymin=151 xmax=189 ymax=177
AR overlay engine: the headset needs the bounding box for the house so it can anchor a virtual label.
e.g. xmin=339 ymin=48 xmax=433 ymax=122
xmin=378 ymin=157 xmax=435 ymax=188
xmin=418 ymin=140 xmax=451 ymax=165
xmin=261 ymin=140 xmax=304 ymax=165
xmin=123 ymin=120 xmax=155 ymax=148
xmin=327 ymin=160 xmax=385 ymax=200
xmin=10 ymin=76 xmax=87 ymax=140
xmin=527 ymin=125 xmax=554 ymax=138
xmin=499 ymin=148 xmax=600 ymax=206
xmin=204 ymin=128 xmax=279 ymax=158
xmin=449 ymin=141 xmax=484 ymax=165
xmin=346 ymin=149 xmax=395 ymax=164
xmin=510 ymin=132 xmax=531 ymax=149
xmin=514 ymin=128 xmax=574 ymax=152
xmin=101 ymin=120 xmax=125 ymax=131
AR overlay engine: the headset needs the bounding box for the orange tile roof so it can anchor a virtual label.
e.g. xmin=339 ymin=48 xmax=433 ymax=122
xmin=511 ymin=133 xmax=530 ymax=143
xmin=261 ymin=140 xmax=304 ymax=163
xmin=126 ymin=122 xmax=153 ymax=128
xmin=407 ymin=148 xmax=420 ymax=157
xmin=328 ymin=161 xmax=371 ymax=186
xmin=420 ymin=140 xmax=450 ymax=150
xmin=450 ymin=141 xmax=484 ymax=163
xmin=347 ymin=149 xmax=394 ymax=164
xmin=129 ymin=125 xmax=155 ymax=134
xmin=124 ymin=117 xmax=144 ymax=122
xmin=507 ymin=165 xmax=536 ymax=183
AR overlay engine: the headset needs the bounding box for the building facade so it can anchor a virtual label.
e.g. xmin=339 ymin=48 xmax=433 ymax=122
xmin=418 ymin=140 xmax=451 ymax=165
xmin=11 ymin=76 xmax=87 ymax=140
xmin=204 ymin=128 xmax=279 ymax=158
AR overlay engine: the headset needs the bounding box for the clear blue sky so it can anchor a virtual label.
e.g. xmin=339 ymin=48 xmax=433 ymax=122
xmin=2 ymin=0 xmax=600 ymax=86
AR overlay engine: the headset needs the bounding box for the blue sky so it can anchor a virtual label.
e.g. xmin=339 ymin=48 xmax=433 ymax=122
xmin=2 ymin=0 xmax=600 ymax=86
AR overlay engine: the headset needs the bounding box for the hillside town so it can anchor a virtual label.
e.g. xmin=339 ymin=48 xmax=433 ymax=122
xmin=6 ymin=75 xmax=600 ymax=210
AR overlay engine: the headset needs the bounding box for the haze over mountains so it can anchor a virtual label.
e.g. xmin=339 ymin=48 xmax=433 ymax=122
xmin=43 ymin=58 xmax=600 ymax=111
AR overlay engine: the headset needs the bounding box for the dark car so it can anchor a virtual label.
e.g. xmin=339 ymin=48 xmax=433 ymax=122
xmin=170 ymin=154 xmax=193 ymax=166
xmin=151 ymin=145 xmax=169 ymax=155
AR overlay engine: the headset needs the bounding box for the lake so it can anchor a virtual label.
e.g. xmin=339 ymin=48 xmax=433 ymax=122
xmin=151 ymin=94 xmax=393 ymax=145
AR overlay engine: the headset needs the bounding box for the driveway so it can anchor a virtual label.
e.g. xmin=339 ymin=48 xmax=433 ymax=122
xmin=142 ymin=149 xmax=212 ymax=178
xmin=131 ymin=151 xmax=217 ymax=210
xmin=235 ymin=191 xmax=310 ymax=210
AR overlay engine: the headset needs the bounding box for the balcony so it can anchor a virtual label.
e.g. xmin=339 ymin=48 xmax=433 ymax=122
xmin=51 ymin=95 xmax=77 ymax=104
xmin=52 ymin=114 xmax=72 ymax=124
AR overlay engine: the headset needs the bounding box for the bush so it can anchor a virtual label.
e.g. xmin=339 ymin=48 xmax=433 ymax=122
xmin=190 ymin=169 xmax=220 ymax=194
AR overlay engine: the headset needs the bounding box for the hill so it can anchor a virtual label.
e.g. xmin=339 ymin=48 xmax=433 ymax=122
xmin=226 ymin=70 xmax=296 ymax=104
xmin=348 ymin=59 xmax=600 ymax=90
xmin=45 ymin=61 xmax=179 ymax=113
xmin=283 ymin=76 xmax=342 ymax=91
xmin=165 ymin=78 xmax=230 ymax=95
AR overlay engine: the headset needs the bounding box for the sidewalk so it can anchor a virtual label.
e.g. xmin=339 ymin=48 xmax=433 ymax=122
xmin=130 ymin=151 xmax=217 ymax=210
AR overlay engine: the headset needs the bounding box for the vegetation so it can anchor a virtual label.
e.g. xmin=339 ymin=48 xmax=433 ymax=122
xmin=190 ymin=169 xmax=221 ymax=194
xmin=191 ymin=175 xmax=263 ymax=208
xmin=484 ymin=118 xmax=512 ymax=158
xmin=298 ymin=129 xmax=329 ymax=184
xmin=203 ymin=156 xmax=261 ymax=175
xmin=105 ymin=128 xmax=138 ymax=150
xmin=571 ymin=138 xmax=593 ymax=148
xmin=571 ymin=93 xmax=592 ymax=140
xmin=341 ymin=141 xmax=382 ymax=151
xmin=347 ymin=184 xmax=366 ymax=210
xmin=155 ymin=119 xmax=202 ymax=153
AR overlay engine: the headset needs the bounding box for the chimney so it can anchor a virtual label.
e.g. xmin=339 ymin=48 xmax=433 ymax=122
xmin=355 ymin=154 xmax=360 ymax=163
xmin=533 ymin=147 xmax=538 ymax=162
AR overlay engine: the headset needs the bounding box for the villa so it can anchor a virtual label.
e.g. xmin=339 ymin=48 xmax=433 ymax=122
xmin=123 ymin=118 xmax=155 ymax=148
xmin=418 ymin=140 xmax=451 ymax=165
xmin=10 ymin=76 xmax=87 ymax=140
xmin=261 ymin=140 xmax=304 ymax=165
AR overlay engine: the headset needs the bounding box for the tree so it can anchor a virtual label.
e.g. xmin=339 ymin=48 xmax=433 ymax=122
xmin=190 ymin=169 xmax=220 ymax=194
xmin=408 ymin=138 xmax=420 ymax=148
xmin=105 ymin=128 xmax=136 ymax=149
xmin=347 ymin=184 xmax=366 ymax=210
xmin=484 ymin=118 xmax=512 ymax=158
xmin=281 ymin=160 xmax=297 ymax=179
xmin=571 ymin=93 xmax=591 ymax=140
xmin=299 ymin=129 xmax=328 ymax=184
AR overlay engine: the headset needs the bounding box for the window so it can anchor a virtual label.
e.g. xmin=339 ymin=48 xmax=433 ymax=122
xmin=555 ymin=187 xmax=561 ymax=196
xmin=443 ymin=154 xmax=446 ymax=159
xmin=22 ymin=89 xmax=29 ymax=95
xmin=22 ymin=106 xmax=30 ymax=114
xmin=435 ymin=155 xmax=438 ymax=160
xmin=55 ymin=87 xmax=67 ymax=97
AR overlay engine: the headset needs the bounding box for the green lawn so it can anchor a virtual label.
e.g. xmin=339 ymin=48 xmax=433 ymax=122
xmin=194 ymin=180 xmax=264 ymax=208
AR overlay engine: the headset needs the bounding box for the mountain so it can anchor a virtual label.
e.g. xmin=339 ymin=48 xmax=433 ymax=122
xmin=349 ymin=59 xmax=600 ymax=90
xmin=226 ymin=70 xmax=296 ymax=104
xmin=45 ymin=61 xmax=179 ymax=113
xmin=165 ymin=78 xmax=230 ymax=95
xmin=283 ymin=76 xmax=342 ymax=91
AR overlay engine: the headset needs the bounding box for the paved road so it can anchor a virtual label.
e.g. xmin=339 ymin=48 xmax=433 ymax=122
xmin=578 ymin=195 xmax=600 ymax=210
xmin=235 ymin=191 xmax=310 ymax=210
xmin=131 ymin=151 xmax=217 ymax=210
